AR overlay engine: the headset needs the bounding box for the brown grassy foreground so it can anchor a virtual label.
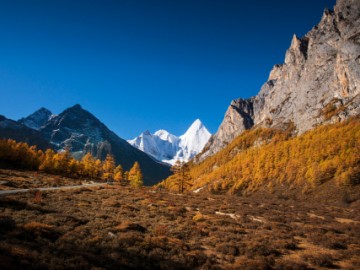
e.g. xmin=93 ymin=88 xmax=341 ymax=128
xmin=0 ymin=170 xmax=360 ymax=269
xmin=0 ymin=170 xmax=83 ymax=191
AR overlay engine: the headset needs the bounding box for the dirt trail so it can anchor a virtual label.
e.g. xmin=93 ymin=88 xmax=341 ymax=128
xmin=0 ymin=183 xmax=107 ymax=196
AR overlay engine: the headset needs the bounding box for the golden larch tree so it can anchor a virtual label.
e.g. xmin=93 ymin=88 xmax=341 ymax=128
xmin=102 ymin=154 xmax=115 ymax=180
xmin=114 ymin=165 xmax=123 ymax=182
xmin=128 ymin=161 xmax=143 ymax=188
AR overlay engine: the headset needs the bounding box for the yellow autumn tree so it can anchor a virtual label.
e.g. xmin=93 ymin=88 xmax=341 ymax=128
xmin=68 ymin=159 xmax=80 ymax=177
xmin=81 ymin=153 xmax=96 ymax=177
xmin=0 ymin=139 xmax=42 ymax=170
xmin=52 ymin=149 xmax=72 ymax=175
xmin=102 ymin=154 xmax=115 ymax=180
xmin=39 ymin=149 xmax=56 ymax=173
xmin=128 ymin=161 xmax=143 ymax=188
xmin=0 ymin=139 xmax=124 ymax=180
xmin=94 ymin=159 xmax=103 ymax=178
xmin=114 ymin=165 xmax=123 ymax=182
xmin=160 ymin=116 xmax=360 ymax=193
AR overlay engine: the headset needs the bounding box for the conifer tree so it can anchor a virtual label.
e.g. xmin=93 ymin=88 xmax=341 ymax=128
xmin=114 ymin=165 xmax=123 ymax=181
xmin=81 ymin=152 xmax=93 ymax=177
xmin=94 ymin=159 xmax=102 ymax=178
xmin=39 ymin=149 xmax=56 ymax=173
xmin=52 ymin=149 xmax=71 ymax=175
xmin=102 ymin=154 xmax=115 ymax=180
xmin=171 ymin=160 xmax=191 ymax=193
xmin=68 ymin=159 xmax=79 ymax=177
xmin=128 ymin=161 xmax=143 ymax=188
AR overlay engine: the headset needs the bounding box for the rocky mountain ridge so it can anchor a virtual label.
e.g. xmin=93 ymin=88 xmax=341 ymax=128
xmin=0 ymin=115 xmax=51 ymax=150
xmin=1 ymin=105 xmax=171 ymax=184
xmin=18 ymin=107 xmax=54 ymax=131
xmin=199 ymin=0 xmax=360 ymax=161
xmin=41 ymin=104 xmax=171 ymax=184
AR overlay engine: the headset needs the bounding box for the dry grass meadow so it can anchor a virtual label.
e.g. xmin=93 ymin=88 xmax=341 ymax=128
xmin=0 ymin=169 xmax=359 ymax=269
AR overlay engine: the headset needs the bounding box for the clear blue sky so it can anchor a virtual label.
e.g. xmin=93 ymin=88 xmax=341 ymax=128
xmin=0 ymin=0 xmax=336 ymax=139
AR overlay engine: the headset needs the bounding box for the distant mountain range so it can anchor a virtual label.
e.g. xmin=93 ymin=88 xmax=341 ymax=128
xmin=128 ymin=119 xmax=211 ymax=165
xmin=1 ymin=105 xmax=171 ymax=185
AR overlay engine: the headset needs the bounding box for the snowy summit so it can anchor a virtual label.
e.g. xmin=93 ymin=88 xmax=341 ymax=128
xmin=128 ymin=119 xmax=211 ymax=165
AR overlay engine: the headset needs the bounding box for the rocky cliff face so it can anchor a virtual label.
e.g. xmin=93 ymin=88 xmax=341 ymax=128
xmin=201 ymin=99 xmax=254 ymax=159
xmin=199 ymin=0 xmax=360 ymax=161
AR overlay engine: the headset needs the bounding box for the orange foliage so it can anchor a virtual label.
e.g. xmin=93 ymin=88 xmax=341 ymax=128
xmin=0 ymin=139 xmax=42 ymax=170
xmin=162 ymin=117 xmax=360 ymax=193
xmin=0 ymin=139 xmax=131 ymax=181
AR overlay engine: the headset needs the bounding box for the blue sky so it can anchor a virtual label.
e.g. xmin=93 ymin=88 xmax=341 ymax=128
xmin=0 ymin=0 xmax=336 ymax=139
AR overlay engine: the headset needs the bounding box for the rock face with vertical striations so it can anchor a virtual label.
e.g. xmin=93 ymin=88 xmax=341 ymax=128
xmin=200 ymin=99 xmax=254 ymax=160
xmin=198 ymin=0 xmax=360 ymax=161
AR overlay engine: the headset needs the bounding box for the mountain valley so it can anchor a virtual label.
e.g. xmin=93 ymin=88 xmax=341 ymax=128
xmin=0 ymin=0 xmax=359 ymax=269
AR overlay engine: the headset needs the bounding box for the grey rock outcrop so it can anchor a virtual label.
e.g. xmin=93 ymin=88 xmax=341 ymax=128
xmin=199 ymin=0 xmax=360 ymax=161
xmin=201 ymin=99 xmax=254 ymax=159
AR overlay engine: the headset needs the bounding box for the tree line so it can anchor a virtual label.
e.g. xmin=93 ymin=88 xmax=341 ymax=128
xmin=0 ymin=139 xmax=143 ymax=187
xmin=161 ymin=117 xmax=360 ymax=193
xmin=158 ymin=160 xmax=191 ymax=193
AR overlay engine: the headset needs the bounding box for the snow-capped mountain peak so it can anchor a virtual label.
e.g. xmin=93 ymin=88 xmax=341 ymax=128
xmin=187 ymin=118 xmax=203 ymax=130
xmin=154 ymin=129 xmax=170 ymax=138
xmin=154 ymin=129 xmax=179 ymax=143
xmin=180 ymin=119 xmax=206 ymax=140
xmin=128 ymin=119 xmax=211 ymax=165
xmin=177 ymin=119 xmax=211 ymax=161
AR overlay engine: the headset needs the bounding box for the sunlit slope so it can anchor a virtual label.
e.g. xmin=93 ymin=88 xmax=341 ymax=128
xmin=162 ymin=117 xmax=360 ymax=193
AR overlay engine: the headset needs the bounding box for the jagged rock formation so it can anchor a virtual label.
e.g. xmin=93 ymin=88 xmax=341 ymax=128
xmin=199 ymin=0 xmax=360 ymax=161
xmin=18 ymin=108 xmax=53 ymax=130
xmin=201 ymin=99 xmax=253 ymax=159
